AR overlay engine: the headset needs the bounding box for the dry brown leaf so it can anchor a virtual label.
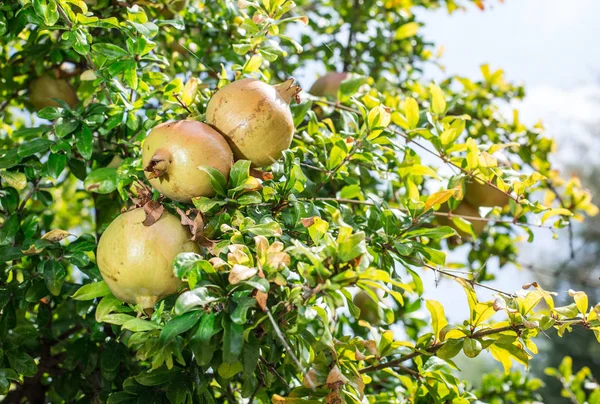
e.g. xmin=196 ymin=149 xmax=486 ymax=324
xmin=256 ymin=290 xmax=268 ymax=311
xmin=142 ymin=201 xmax=165 ymax=226
xmin=325 ymin=365 xmax=348 ymax=390
xmin=302 ymin=368 xmax=319 ymax=389
xmin=21 ymin=245 xmax=44 ymax=255
xmin=250 ymin=168 xmax=274 ymax=181
xmin=355 ymin=348 xmax=366 ymax=361
xmin=325 ymin=391 xmax=342 ymax=404
xmin=301 ymin=217 xmax=315 ymax=228
xmin=41 ymin=229 xmax=73 ymax=242
xmin=363 ymin=340 xmax=378 ymax=355
xmin=176 ymin=207 xmax=205 ymax=241
xmin=228 ymin=264 xmax=257 ymax=285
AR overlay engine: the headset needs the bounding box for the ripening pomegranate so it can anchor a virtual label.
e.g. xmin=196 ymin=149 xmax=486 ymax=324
xmin=309 ymin=72 xmax=349 ymax=99
xmin=464 ymin=180 xmax=510 ymax=208
xmin=205 ymin=78 xmax=301 ymax=168
xmin=438 ymin=202 xmax=485 ymax=239
xmin=29 ymin=76 xmax=78 ymax=111
xmin=97 ymin=208 xmax=200 ymax=309
xmin=142 ymin=120 xmax=233 ymax=202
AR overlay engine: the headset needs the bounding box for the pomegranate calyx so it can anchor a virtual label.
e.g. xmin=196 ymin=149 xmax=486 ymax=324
xmin=274 ymin=77 xmax=302 ymax=104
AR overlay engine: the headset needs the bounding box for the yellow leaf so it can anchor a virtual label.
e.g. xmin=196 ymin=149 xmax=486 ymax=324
xmin=244 ymin=53 xmax=263 ymax=73
xmin=394 ymin=22 xmax=419 ymax=40
xmin=429 ymin=84 xmax=446 ymax=115
xmin=228 ymin=264 xmax=258 ymax=285
xmin=0 ymin=171 xmax=27 ymax=191
xmin=569 ymin=289 xmax=588 ymax=315
xmin=426 ymin=300 xmax=448 ymax=342
xmin=405 ymin=97 xmax=419 ymax=129
xmin=181 ymin=77 xmax=199 ymax=106
xmin=425 ymin=189 xmax=456 ymax=211
xmin=466 ymin=137 xmax=479 ymax=170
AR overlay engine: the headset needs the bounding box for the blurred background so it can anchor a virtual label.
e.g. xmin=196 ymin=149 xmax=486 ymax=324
xmin=416 ymin=0 xmax=600 ymax=401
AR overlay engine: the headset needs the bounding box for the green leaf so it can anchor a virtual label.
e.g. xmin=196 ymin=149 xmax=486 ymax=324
xmin=217 ymin=362 xmax=243 ymax=379
xmin=436 ymin=339 xmax=463 ymax=361
xmin=7 ymin=351 xmax=37 ymax=377
xmin=92 ymin=43 xmax=130 ymax=59
xmin=76 ymin=125 xmax=93 ymax=160
xmin=175 ymin=287 xmax=221 ymax=315
xmin=47 ymin=153 xmax=67 ymax=179
xmin=230 ymin=296 xmax=256 ymax=325
xmin=122 ymin=318 xmax=161 ymax=332
xmin=72 ymin=281 xmax=112 ymax=300
xmin=222 ymin=317 xmax=244 ymax=363
xmin=198 ymin=166 xmax=227 ymax=197
xmin=84 ymin=168 xmax=118 ymax=194
xmin=39 ymin=260 xmax=66 ymax=296
xmin=243 ymin=221 xmax=282 ymax=237
xmin=229 ymin=160 xmax=251 ymax=189
xmin=37 ymin=106 xmax=60 ymax=120
xmin=159 ymin=311 xmax=203 ymax=344
xmin=95 ymin=294 xmax=122 ymax=322
xmin=0 ymin=215 xmax=20 ymax=246
xmin=135 ymin=367 xmax=178 ymax=386
xmin=17 ymin=139 xmax=54 ymax=158
xmin=33 ymin=0 xmax=59 ymax=26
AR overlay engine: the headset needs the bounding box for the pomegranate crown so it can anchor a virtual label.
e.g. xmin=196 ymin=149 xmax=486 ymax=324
xmin=274 ymin=77 xmax=302 ymax=104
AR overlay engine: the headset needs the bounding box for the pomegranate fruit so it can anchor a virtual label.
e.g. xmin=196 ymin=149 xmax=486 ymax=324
xmin=97 ymin=208 xmax=200 ymax=309
xmin=353 ymin=289 xmax=381 ymax=325
xmin=465 ymin=179 xmax=509 ymax=208
xmin=205 ymin=78 xmax=301 ymax=167
xmin=309 ymin=72 xmax=349 ymax=98
xmin=29 ymin=75 xmax=78 ymax=111
xmin=438 ymin=202 xmax=485 ymax=239
xmin=142 ymin=120 xmax=233 ymax=202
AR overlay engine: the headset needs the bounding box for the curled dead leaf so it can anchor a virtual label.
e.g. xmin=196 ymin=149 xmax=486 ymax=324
xmin=256 ymin=290 xmax=268 ymax=311
xmin=142 ymin=201 xmax=165 ymax=226
xmin=301 ymin=217 xmax=316 ymax=228
xmin=41 ymin=229 xmax=73 ymax=242
xmin=325 ymin=365 xmax=348 ymax=390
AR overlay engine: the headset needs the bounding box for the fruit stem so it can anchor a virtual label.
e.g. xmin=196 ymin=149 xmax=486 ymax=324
xmin=144 ymin=149 xmax=171 ymax=179
xmin=274 ymin=78 xmax=302 ymax=104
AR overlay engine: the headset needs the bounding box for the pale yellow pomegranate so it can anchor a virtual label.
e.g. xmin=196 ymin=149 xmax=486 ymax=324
xmin=142 ymin=120 xmax=233 ymax=202
xmin=29 ymin=76 xmax=78 ymax=111
xmin=309 ymin=72 xmax=349 ymax=98
xmin=97 ymin=208 xmax=200 ymax=309
xmin=465 ymin=179 xmax=509 ymax=208
xmin=438 ymin=202 xmax=485 ymax=239
xmin=205 ymin=78 xmax=301 ymax=168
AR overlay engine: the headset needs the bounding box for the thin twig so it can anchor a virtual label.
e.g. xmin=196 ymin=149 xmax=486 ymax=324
xmin=265 ymin=307 xmax=315 ymax=390
xmin=173 ymin=93 xmax=193 ymax=114
xmin=315 ymin=140 xmax=362 ymax=193
xmin=305 ymin=197 xmax=554 ymax=229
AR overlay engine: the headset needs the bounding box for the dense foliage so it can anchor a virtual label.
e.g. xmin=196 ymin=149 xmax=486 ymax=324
xmin=0 ymin=0 xmax=599 ymax=402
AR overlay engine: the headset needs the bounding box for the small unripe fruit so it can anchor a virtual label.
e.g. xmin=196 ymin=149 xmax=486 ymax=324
xmin=142 ymin=120 xmax=233 ymax=202
xmin=97 ymin=208 xmax=200 ymax=309
xmin=353 ymin=289 xmax=381 ymax=325
xmin=309 ymin=72 xmax=349 ymax=99
xmin=438 ymin=202 xmax=485 ymax=239
xmin=205 ymin=78 xmax=301 ymax=167
xmin=465 ymin=180 xmax=509 ymax=208
xmin=29 ymin=76 xmax=78 ymax=111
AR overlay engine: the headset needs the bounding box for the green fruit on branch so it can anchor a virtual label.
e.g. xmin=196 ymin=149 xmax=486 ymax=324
xmin=97 ymin=208 xmax=200 ymax=309
xmin=309 ymin=72 xmax=349 ymax=98
xmin=29 ymin=75 xmax=78 ymax=111
xmin=161 ymin=0 xmax=188 ymax=17
xmin=353 ymin=289 xmax=382 ymax=325
xmin=205 ymin=78 xmax=301 ymax=168
xmin=142 ymin=120 xmax=233 ymax=202
xmin=438 ymin=201 xmax=485 ymax=239
xmin=465 ymin=179 xmax=510 ymax=208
